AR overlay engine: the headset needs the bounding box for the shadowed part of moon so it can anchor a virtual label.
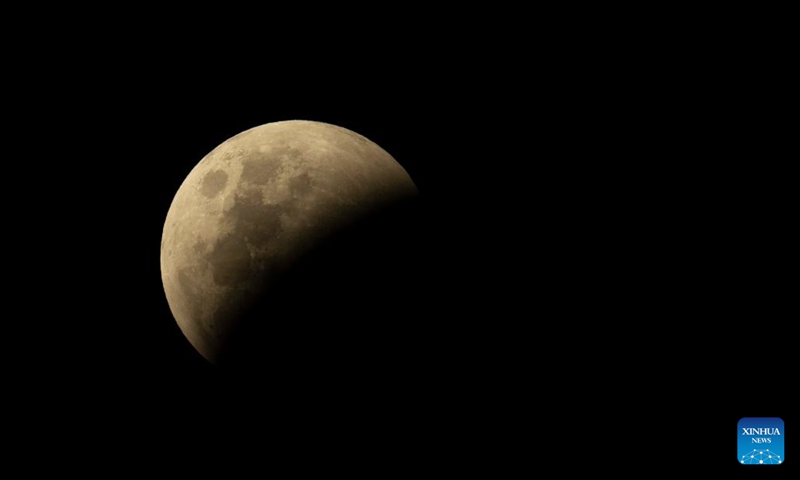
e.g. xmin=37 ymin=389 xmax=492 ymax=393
xmin=218 ymin=196 xmax=427 ymax=375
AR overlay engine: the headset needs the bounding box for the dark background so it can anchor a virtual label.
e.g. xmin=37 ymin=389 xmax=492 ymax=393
xmin=9 ymin=16 xmax=793 ymax=474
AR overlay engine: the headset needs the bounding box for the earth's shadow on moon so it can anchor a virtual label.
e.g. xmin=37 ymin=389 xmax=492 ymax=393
xmin=215 ymin=196 xmax=441 ymax=391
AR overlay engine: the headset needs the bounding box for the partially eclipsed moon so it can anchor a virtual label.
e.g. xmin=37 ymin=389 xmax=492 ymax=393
xmin=160 ymin=120 xmax=418 ymax=364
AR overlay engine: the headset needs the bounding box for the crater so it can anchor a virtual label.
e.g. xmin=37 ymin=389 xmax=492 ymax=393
xmin=202 ymin=170 xmax=228 ymax=197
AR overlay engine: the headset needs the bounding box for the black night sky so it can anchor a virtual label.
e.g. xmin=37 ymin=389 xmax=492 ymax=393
xmin=11 ymin=22 xmax=794 ymax=475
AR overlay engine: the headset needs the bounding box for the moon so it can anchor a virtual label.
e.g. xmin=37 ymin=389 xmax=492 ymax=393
xmin=160 ymin=120 xmax=418 ymax=365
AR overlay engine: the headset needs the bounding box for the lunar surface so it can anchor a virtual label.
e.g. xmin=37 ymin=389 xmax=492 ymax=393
xmin=160 ymin=120 xmax=418 ymax=364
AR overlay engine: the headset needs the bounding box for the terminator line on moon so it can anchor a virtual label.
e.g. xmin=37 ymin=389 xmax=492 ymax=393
xmin=160 ymin=120 xmax=418 ymax=364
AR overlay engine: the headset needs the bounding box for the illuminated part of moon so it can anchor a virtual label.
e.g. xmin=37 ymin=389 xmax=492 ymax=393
xmin=160 ymin=120 xmax=418 ymax=363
